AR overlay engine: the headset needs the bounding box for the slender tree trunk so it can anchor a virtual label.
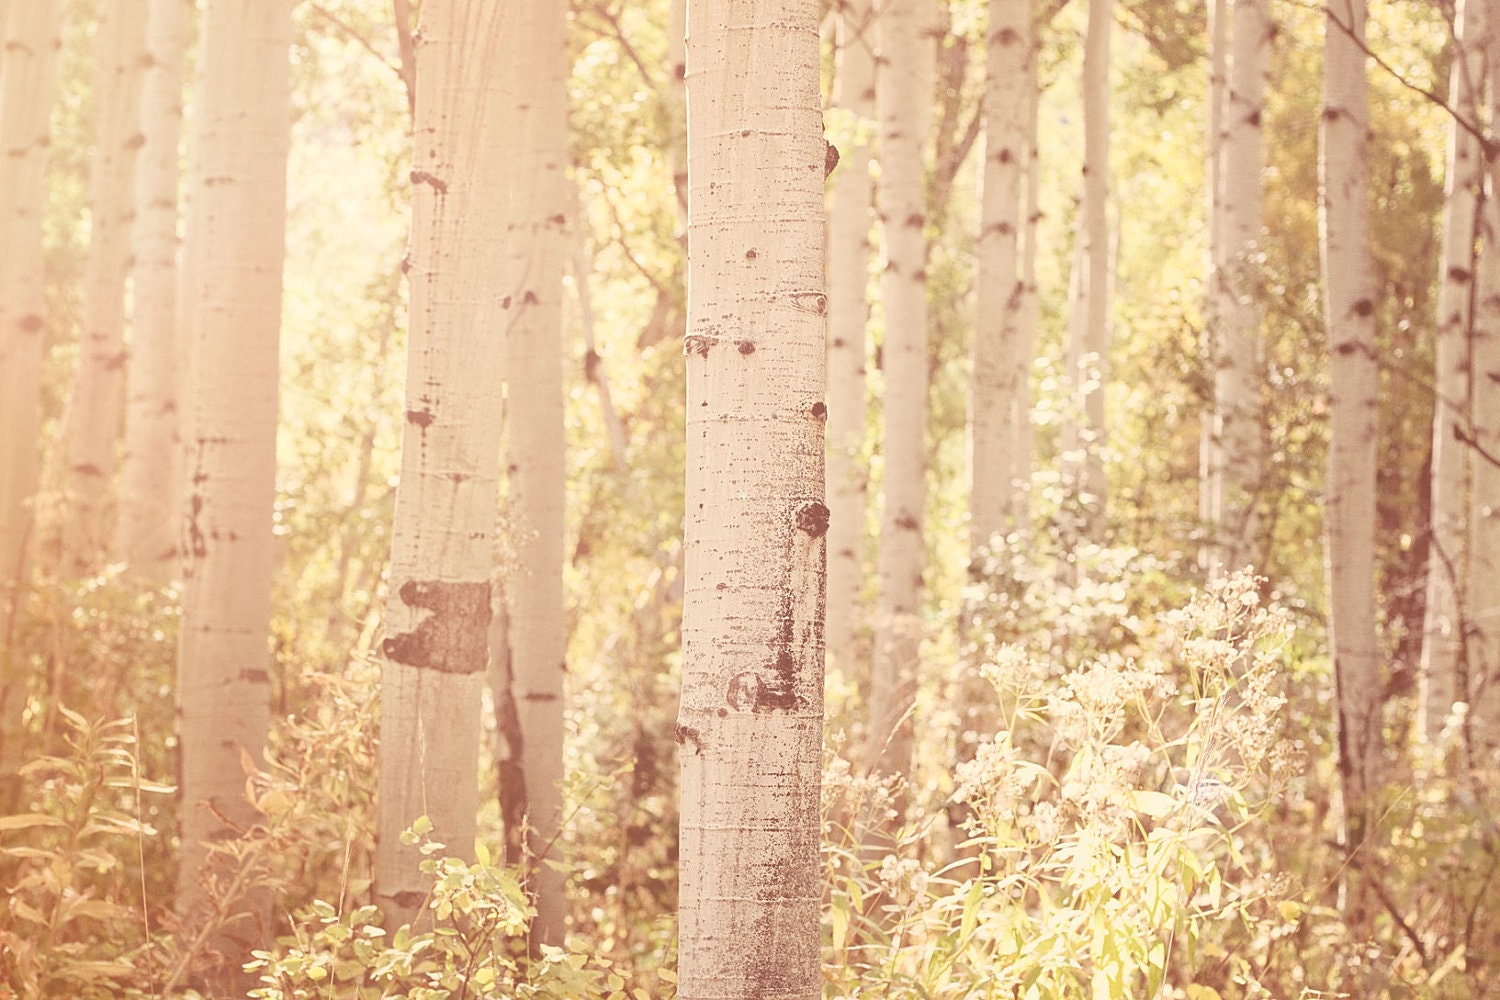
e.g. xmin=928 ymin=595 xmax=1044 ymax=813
xmin=118 ymin=0 xmax=191 ymax=583
xmin=59 ymin=0 xmax=148 ymax=577
xmin=1200 ymin=0 xmax=1228 ymax=570
xmin=825 ymin=0 xmax=875 ymax=672
xmin=503 ymin=0 xmax=570 ymax=947
xmin=675 ymin=0 xmax=827 ymax=989
xmin=1421 ymin=0 xmax=1484 ymax=745
xmin=0 ymin=0 xmax=63 ymax=811
xmin=375 ymin=0 xmax=510 ymax=929
xmin=1063 ymin=0 xmax=1111 ymax=528
xmin=1320 ymin=0 xmax=1382 ymax=911
xmin=1204 ymin=0 xmax=1270 ymax=575
xmin=970 ymin=0 xmax=1034 ymax=551
xmin=1469 ymin=0 xmax=1500 ymax=761
xmin=867 ymin=0 xmax=932 ymax=789
xmin=175 ymin=0 xmax=291 ymax=989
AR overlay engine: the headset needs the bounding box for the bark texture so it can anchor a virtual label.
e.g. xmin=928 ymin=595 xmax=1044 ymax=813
xmin=1320 ymin=0 xmax=1382 ymax=879
xmin=1421 ymin=0 xmax=1484 ymax=745
xmin=118 ymin=0 xmax=192 ymax=582
xmin=175 ymin=0 xmax=291 ymax=988
xmin=867 ymin=0 xmax=932 ymax=788
xmin=676 ymin=0 xmax=827 ymax=990
xmin=375 ymin=0 xmax=510 ymax=929
xmin=502 ymin=0 xmax=570 ymax=947
xmin=59 ymin=0 xmax=148 ymax=576
xmin=825 ymin=0 xmax=875 ymax=672
xmin=1204 ymin=0 xmax=1271 ymax=575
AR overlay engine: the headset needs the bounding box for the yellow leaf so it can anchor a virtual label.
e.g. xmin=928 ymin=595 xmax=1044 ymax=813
xmin=1130 ymin=790 xmax=1178 ymax=819
xmin=1186 ymin=986 xmax=1223 ymax=1000
xmin=0 ymin=813 xmax=66 ymax=832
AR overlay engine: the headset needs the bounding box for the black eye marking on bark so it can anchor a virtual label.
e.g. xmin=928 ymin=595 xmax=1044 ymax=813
xmin=727 ymin=671 xmax=762 ymax=711
xmin=787 ymin=291 xmax=828 ymax=315
xmin=746 ymin=248 xmax=758 ymax=259
xmin=410 ymin=169 xmax=448 ymax=194
xmin=405 ymin=408 xmax=434 ymax=428
xmin=795 ymin=501 xmax=830 ymax=538
xmin=684 ymin=333 xmax=718 ymax=356
xmin=674 ymin=723 xmax=703 ymax=754
xmin=737 ymin=340 xmax=756 ymax=355
xmin=810 ymin=401 xmax=827 ymax=421
xmin=825 ymin=141 xmax=840 ymax=178
xmin=382 ymin=580 xmax=492 ymax=674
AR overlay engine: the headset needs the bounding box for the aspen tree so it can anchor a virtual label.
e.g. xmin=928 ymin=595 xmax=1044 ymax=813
xmin=375 ymin=0 xmax=510 ymax=929
xmin=175 ymin=0 xmax=291 ymax=986
xmin=675 ymin=0 xmax=827 ymax=989
xmin=502 ymin=0 xmax=570 ymax=947
xmin=1469 ymin=0 xmax=1500 ymax=759
xmin=826 ymin=0 xmax=875 ymax=669
xmin=1204 ymin=0 xmax=1271 ymax=575
xmin=1063 ymin=0 xmax=1112 ymax=527
xmin=1319 ymin=0 xmax=1382 ymax=884
xmin=59 ymin=0 xmax=148 ymax=576
xmin=1199 ymin=0 xmax=1227 ymax=558
xmin=867 ymin=0 xmax=933 ymax=788
xmin=118 ymin=0 xmax=192 ymax=582
xmin=1421 ymin=0 xmax=1484 ymax=744
xmin=0 ymin=0 xmax=62 ymax=810
xmin=970 ymin=0 xmax=1035 ymax=549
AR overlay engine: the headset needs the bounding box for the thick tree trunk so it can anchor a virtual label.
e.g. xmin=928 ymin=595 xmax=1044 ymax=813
xmin=0 ymin=0 xmax=63 ymax=811
xmin=1204 ymin=0 xmax=1271 ymax=575
xmin=118 ymin=0 xmax=191 ymax=583
xmin=59 ymin=0 xmax=148 ymax=577
xmin=175 ymin=0 xmax=291 ymax=989
xmin=503 ymin=0 xmax=570 ymax=948
xmin=1320 ymin=0 xmax=1382 ymax=908
xmin=867 ymin=0 xmax=932 ymax=789
xmin=970 ymin=0 xmax=1035 ymax=551
xmin=1421 ymin=0 xmax=1484 ymax=745
xmin=675 ymin=0 xmax=827 ymax=990
xmin=825 ymin=0 xmax=875 ymax=672
xmin=375 ymin=0 xmax=509 ymax=930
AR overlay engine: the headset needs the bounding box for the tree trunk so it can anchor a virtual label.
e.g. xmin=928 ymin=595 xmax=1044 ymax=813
xmin=375 ymin=0 xmax=510 ymax=930
xmin=867 ymin=0 xmax=932 ymax=790
xmin=59 ymin=0 xmax=148 ymax=577
xmin=1204 ymin=0 xmax=1270 ymax=575
xmin=675 ymin=0 xmax=827 ymax=989
xmin=503 ymin=0 xmax=570 ymax=948
xmin=175 ymin=0 xmax=291 ymax=989
xmin=825 ymin=0 xmax=875 ymax=673
xmin=1320 ymin=0 xmax=1382 ymax=908
xmin=1062 ymin=0 xmax=1112 ymax=528
xmin=1199 ymin=0 xmax=1227 ymax=568
xmin=1420 ymin=0 xmax=1484 ymax=745
xmin=970 ymin=0 xmax=1035 ymax=551
xmin=118 ymin=0 xmax=191 ymax=583
xmin=0 ymin=0 xmax=63 ymax=811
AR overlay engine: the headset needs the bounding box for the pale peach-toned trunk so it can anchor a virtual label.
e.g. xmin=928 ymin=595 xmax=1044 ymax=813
xmin=1199 ymin=0 xmax=1227 ymax=565
xmin=58 ymin=0 xmax=148 ymax=577
xmin=118 ymin=0 xmax=191 ymax=583
xmin=825 ymin=0 xmax=875 ymax=671
xmin=867 ymin=0 xmax=932 ymax=787
xmin=1420 ymin=0 xmax=1484 ymax=744
xmin=0 ymin=0 xmax=63 ymax=808
xmin=1063 ymin=0 xmax=1111 ymax=526
xmin=175 ymin=0 xmax=290 ymax=989
xmin=375 ymin=0 xmax=509 ymax=929
xmin=676 ymin=0 xmax=827 ymax=989
xmin=1320 ymin=0 xmax=1381 ymax=884
xmin=502 ymin=0 xmax=570 ymax=948
xmin=970 ymin=0 xmax=1034 ymax=550
xmin=1204 ymin=0 xmax=1270 ymax=575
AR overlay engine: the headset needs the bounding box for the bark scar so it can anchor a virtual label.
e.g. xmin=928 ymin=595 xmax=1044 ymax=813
xmin=382 ymin=580 xmax=491 ymax=674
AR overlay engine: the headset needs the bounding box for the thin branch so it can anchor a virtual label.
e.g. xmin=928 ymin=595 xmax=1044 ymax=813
xmin=307 ymin=4 xmax=405 ymax=88
xmin=579 ymin=1 xmax=656 ymax=90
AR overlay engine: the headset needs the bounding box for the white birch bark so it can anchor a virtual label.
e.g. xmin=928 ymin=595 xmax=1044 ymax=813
xmin=502 ymin=0 xmax=570 ymax=947
xmin=1204 ymin=0 xmax=1270 ymax=575
xmin=970 ymin=0 xmax=1035 ymax=550
xmin=1421 ymin=0 xmax=1485 ymax=744
xmin=59 ymin=0 xmax=148 ymax=577
xmin=375 ymin=0 xmax=510 ymax=929
xmin=1063 ymin=0 xmax=1112 ymax=526
xmin=118 ymin=0 xmax=191 ymax=582
xmin=0 ymin=0 xmax=62 ymax=807
xmin=1199 ymin=0 xmax=1229 ymax=566
xmin=867 ymin=0 xmax=933 ymax=786
xmin=1320 ymin=0 xmax=1382 ymax=855
xmin=676 ymin=0 xmax=827 ymax=988
xmin=825 ymin=0 xmax=875 ymax=670
xmin=175 ymin=0 xmax=290 ymax=987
